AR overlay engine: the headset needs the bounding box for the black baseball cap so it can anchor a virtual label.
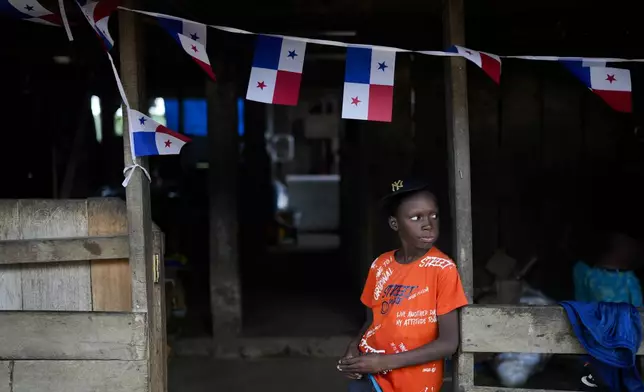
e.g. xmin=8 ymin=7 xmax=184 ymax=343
xmin=380 ymin=178 xmax=431 ymax=206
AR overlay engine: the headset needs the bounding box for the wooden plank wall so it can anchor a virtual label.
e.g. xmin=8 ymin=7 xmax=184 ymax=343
xmin=0 ymin=312 xmax=146 ymax=360
xmin=0 ymin=198 xmax=150 ymax=391
xmin=0 ymin=200 xmax=22 ymax=309
xmin=467 ymin=60 xmax=635 ymax=290
xmin=0 ymin=198 xmax=131 ymax=311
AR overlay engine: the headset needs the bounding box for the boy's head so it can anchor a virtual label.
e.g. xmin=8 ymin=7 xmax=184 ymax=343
xmin=382 ymin=179 xmax=439 ymax=251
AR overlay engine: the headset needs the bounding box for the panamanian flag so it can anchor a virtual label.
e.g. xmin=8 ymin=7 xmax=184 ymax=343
xmin=129 ymin=109 xmax=191 ymax=157
xmin=157 ymin=16 xmax=215 ymax=80
xmin=448 ymin=45 xmax=501 ymax=84
xmin=246 ymin=35 xmax=307 ymax=106
xmin=561 ymin=60 xmax=632 ymax=113
xmin=76 ymin=0 xmax=120 ymax=51
xmin=0 ymin=0 xmax=61 ymax=25
xmin=342 ymin=47 xmax=396 ymax=122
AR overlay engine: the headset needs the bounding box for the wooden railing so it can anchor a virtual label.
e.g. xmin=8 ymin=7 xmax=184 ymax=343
xmin=460 ymin=305 xmax=644 ymax=392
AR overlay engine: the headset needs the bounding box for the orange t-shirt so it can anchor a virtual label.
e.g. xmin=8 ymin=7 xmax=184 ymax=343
xmin=359 ymin=247 xmax=468 ymax=392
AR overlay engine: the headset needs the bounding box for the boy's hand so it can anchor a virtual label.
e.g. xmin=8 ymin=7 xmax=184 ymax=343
xmin=343 ymin=343 xmax=360 ymax=360
xmin=338 ymin=345 xmax=363 ymax=379
xmin=338 ymin=354 xmax=391 ymax=374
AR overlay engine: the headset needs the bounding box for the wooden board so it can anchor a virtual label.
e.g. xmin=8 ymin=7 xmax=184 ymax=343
xmin=88 ymin=198 xmax=131 ymax=312
xmin=150 ymin=231 xmax=168 ymax=392
xmin=0 ymin=362 xmax=9 ymax=392
xmin=498 ymin=63 xmax=542 ymax=260
xmin=12 ymin=360 xmax=147 ymax=392
xmin=18 ymin=200 xmax=92 ymax=311
xmin=461 ymin=305 xmax=644 ymax=354
xmin=0 ymin=236 xmax=129 ymax=264
xmin=0 ymin=200 xmax=22 ymax=310
xmin=468 ymin=67 xmax=501 ymax=266
xmin=442 ymin=1 xmax=475 ymax=392
xmin=0 ymin=312 xmax=146 ymax=360
xmin=119 ymin=0 xmax=153 ymax=318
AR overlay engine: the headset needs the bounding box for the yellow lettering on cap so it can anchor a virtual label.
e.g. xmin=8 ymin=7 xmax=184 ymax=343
xmin=391 ymin=180 xmax=403 ymax=192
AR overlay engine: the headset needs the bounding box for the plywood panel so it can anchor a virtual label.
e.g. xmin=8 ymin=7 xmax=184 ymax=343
xmin=461 ymin=305 xmax=644 ymax=354
xmin=13 ymin=360 xmax=147 ymax=392
xmin=0 ymin=312 xmax=146 ymax=360
xmin=87 ymin=198 xmax=131 ymax=311
xmin=0 ymin=200 xmax=22 ymax=310
xmin=18 ymin=200 xmax=91 ymax=311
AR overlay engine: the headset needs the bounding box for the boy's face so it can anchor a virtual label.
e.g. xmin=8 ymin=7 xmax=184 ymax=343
xmin=390 ymin=191 xmax=439 ymax=251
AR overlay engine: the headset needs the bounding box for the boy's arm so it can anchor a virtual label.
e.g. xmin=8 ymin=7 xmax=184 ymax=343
xmin=343 ymin=307 xmax=373 ymax=358
xmin=338 ymin=309 xmax=459 ymax=373
xmin=383 ymin=310 xmax=459 ymax=369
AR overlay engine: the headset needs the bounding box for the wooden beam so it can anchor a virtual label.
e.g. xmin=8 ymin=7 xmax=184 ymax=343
xmin=149 ymin=231 xmax=168 ymax=392
xmin=443 ymin=0 xmax=474 ymax=391
xmin=0 ymin=312 xmax=146 ymax=360
xmin=0 ymin=236 xmax=129 ymax=264
xmin=207 ymin=68 xmax=242 ymax=337
xmin=462 ymin=305 xmax=644 ymax=354
xmin=12 ymin=360 xmax=147 ymax=392
xmin=120 ymin=2 xmax=163 ymax=390
xmin=118 ymin=0 xmax=153 ymax=315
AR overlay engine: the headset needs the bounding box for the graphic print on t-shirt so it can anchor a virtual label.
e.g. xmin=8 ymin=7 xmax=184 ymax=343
xmin=379 ymin=284 xmax=419 ymax=315
xmin=359 ymin=247 xmax=468 ymax=392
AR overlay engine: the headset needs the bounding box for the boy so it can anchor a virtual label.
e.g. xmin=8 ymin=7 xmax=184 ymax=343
xmin=338 ymin=179 xmax=469 ymax=392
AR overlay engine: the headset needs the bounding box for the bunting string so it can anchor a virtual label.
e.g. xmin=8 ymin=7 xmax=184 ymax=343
xmin=18 ymin=2 xmax=640 ymax=184
xmin=106 ymin=49 xmax=151 ymax=187
xmin=117 ymin=6 xmax=644 ymax=64
xmin=57 ymin=0 xmax=73 ymax=40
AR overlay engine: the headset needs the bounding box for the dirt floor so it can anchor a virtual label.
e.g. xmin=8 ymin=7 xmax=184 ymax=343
xmin=168 ymin=357 xmax=352 ymax=392
xmin=168 ymin=355 xmax=588 ymax=391
xmin=169 ymin=357 xmax=457 ymax=391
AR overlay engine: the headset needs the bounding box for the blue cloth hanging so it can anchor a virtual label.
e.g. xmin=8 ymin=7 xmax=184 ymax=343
xmin=560 ymin=301 xmax=644 ymax=392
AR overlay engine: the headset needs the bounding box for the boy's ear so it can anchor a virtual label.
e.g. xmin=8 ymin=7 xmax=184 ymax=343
xmin=388 ymin=216 xmax=398 ymax=231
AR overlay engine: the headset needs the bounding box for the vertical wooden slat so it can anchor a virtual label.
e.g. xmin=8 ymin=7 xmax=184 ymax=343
xmin=0 ymin=200 xmax=22 ymax=310
xmin=150 ymin=231 xmax=167 ymax=392
xmin=119 ymin=0 xmax=152 ymax=315
xmin=119 ymin=2 xmax=160 ymax=390
xmin=0 ymin=361 xmax=10 ymax=392
xmin=468 ymin=69 xmax=501 ymax=267
xmin=19 ymin=200 xmax=91 ymax=311
xmin=207 ymin=72 xmax=242 ymax=338
xmin=498 ymin=64 xmax=541 ymax=260
xmin=443 ymin=0 xmax=475 ymax=391
xmin=88 ymin=198 xmax=131 ymax=311
xmin=539 ymin=71 xmax=583 ymax=297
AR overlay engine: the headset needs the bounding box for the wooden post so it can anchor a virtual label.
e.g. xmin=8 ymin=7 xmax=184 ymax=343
xmin=119 ymin=2 xmax=165 ymax=390
xmin=207 ymin=70 xmax=242 ymax=338
xmin=443 ymin=0 xmax=475 ymax=391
